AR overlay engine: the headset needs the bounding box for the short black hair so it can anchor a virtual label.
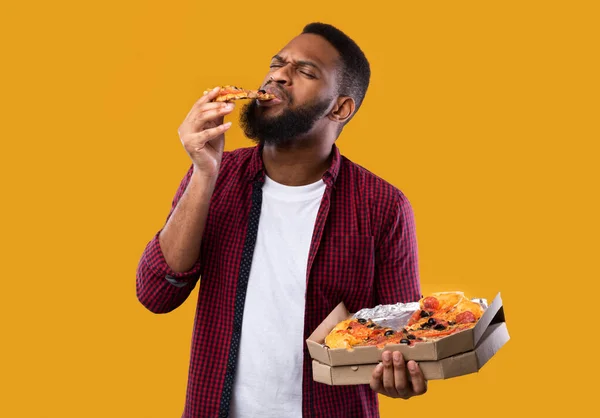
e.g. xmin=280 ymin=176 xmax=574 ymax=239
xmin=302 ymin=22 xmax=371 ymax=125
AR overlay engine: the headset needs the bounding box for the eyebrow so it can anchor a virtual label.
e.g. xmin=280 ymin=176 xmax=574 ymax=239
xmin=272 ymin=54 xmax=321 ymax=71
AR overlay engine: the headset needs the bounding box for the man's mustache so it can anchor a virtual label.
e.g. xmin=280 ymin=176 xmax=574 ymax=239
xmin=261 ymin=81 xmax=292 ymax=102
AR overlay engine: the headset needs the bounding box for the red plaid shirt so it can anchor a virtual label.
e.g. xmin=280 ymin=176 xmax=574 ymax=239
xmin=136 ymin=144 xmax=421 ymax=417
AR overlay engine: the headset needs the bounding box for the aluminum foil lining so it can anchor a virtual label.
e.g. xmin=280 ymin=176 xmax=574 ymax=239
xmin=352 ymin=298 xmax=488 ymax=331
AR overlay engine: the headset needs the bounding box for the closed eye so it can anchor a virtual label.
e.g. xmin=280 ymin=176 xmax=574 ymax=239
xmin=269 ymin=59 xmax=318 ymax=79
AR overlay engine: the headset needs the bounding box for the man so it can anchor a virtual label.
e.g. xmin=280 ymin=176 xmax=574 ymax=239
xmin=137 ymin=22 xmax=427 ymax=418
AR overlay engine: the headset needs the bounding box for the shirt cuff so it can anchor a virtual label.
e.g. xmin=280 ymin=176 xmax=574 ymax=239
xmin=142 ymin=232 xmax=202 ymax=287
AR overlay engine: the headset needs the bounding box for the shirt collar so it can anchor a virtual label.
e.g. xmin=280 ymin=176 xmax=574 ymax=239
xmin=248 ymin=143 xmax=341 ymax=188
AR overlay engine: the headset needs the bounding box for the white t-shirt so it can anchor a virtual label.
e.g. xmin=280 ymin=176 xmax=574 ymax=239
xmin=229 ymin=175 xmax=326 ymax=418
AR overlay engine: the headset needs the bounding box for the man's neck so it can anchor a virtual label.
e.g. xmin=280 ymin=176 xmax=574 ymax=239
xmin=261 ymin=141 xmax=334 ymax=186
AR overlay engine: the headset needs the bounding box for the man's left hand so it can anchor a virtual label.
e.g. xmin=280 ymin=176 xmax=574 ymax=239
xmin=369 ymin=351 xmax=428 ymax=399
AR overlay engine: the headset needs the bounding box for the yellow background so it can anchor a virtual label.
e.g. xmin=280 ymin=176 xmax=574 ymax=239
xmin=1 ymin=1 xmax=597 ymax=416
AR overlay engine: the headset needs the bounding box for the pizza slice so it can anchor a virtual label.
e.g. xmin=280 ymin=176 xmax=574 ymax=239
xmin=324 ymin=319 xmax=361 ymax=349
xmin=406 ymin=292 xmax=482 ymax=329
xmin=204 ymin=85 xmax=276 ymax=102
xmin=324 ymin=318 xmax=394 ymax=349
xmin=403 ymin=292 xmax=484 ymax=343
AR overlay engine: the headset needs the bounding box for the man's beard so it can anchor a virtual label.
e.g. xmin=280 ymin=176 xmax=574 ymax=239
xmin=239 ymin=96 xmax=333 ymax=147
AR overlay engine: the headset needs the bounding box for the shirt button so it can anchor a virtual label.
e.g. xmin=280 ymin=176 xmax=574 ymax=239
xmin=164 ymin=274 xmax=187 ymax=288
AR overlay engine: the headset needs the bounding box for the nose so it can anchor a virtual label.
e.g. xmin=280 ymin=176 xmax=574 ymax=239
xmin=269 ymin=66 xmax=291 ymax=86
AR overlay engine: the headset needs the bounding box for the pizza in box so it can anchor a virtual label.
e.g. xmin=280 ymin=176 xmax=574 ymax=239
xmin=325 ymin=291 xmax=484 ymax=349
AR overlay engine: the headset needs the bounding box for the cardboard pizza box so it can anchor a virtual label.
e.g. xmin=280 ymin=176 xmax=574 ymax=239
xmin=312 ymin=321 xmax=510 ymax=385
xmin=306 ymin=292 xmax=506 ymax=366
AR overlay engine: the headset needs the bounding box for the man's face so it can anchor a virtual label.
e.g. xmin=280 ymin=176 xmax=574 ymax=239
xmin=240 ymin=33 xmax=341 ymax=146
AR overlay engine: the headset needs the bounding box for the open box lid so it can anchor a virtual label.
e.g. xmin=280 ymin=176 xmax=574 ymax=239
xmin=307 ymin=292 xmax=505 ymax=365
xmin=473 ymin=292 xmax=505 ymax=345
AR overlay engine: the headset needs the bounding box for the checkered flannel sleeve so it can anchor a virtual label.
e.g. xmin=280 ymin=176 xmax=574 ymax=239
xmin=136 ymin=165 xmax=202 ymax=313
xmin=374 ymin=190 xmax=422 ymax=305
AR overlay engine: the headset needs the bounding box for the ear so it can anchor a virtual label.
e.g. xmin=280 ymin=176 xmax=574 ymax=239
xmin=328 ymin=96 xmax=355 ymax=124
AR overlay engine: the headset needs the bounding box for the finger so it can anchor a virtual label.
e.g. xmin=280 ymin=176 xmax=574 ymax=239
xmin=185 ymin=87 xmax=222 ymax=120
xmin=197 ymin=86 xmax=221 ymax=105
xmin=184 ymin=102 xmax=233 ymax=127
xmin=198 ymin=102 xmax=235 ymax=114
xmin=185 ymin=101 xmax=225 ymax=121
xmin=407 ymin=361 xmax=427 ymax=395
xmin=393 ymin=351 xmax=410 ymax=398
xmin=187 ymin=122 xmax=232 ymax=150
xmin=369 ymin=363 xmax=384 ymax=394
xmin=381 ymin=351 xmax=398 ymax=397
xmin=191 ymin=103 xmax=234 ymax=128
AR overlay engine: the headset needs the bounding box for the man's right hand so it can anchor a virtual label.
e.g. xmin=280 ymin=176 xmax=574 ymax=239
xmin=177 ymin=87 xmax=235 ymax=179
xmin=158 ymin=87 xmax=234 ymax=273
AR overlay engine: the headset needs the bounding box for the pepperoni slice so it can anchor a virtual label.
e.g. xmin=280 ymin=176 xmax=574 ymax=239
xmin=407 ymin=310 xmax=422 ymax=326
xmin=455 ymin=311 xmax=477 ymax=324
xmin=423 ymin=296 xmax=440 ymax=310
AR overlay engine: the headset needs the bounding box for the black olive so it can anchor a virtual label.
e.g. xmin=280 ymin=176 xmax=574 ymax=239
xmin=357 ymin=318 xmax=367 ymax=324
xmin=384 ymin=330 xmax=395 ymax=336
xmin=419 ymin=310 xmax=429 ymax=318
xmin=346 ymin=326 xmax=353 ymax=330
xmin=258 ymin=89 xmax=266 ymax=93
xmin=417 ymin=337 xmax=424 ymax=341
xmin=448 ymin=321 xmax=455 ymax=326
xmin=401 ymin=328 xmax=408 ymax=333
xmin=367 ymin=323 xmax=376 ymax=328
xmin=400 ymin=339 xmax=410 ymax=344
xmin=428 ymin=318 xmax=436 ymax=325
xmin=434 ymin=324 xmax=446 ymax=331
xmin=420 ymin=323 xmax=431 ymax=329
xmin=407 ymin=334 xmax=416 ymax=340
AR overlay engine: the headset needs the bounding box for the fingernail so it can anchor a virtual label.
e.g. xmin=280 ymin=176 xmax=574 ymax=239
xmin=383 ymin=352 xmax=391 ymax=361
xmin=393 ymin=352 xmax=401 ymax=363
xmin=225 ymin=103 xmax=234 ymax=109
xmin=223 ymin=122 xmax=232 ymax=128
xmin=408 ymin=361 xmax=417 ymax=372
xmin=212 ymin=86 xmax=220 ymax=92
